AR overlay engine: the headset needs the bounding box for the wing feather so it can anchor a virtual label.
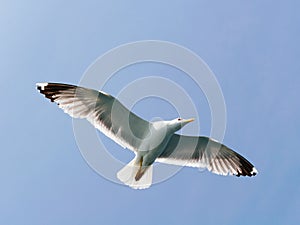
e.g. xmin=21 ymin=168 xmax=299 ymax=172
xmin=157 ymin=134 xmax=257 ymax=177
xmin=37 ymin=82 xmax=151 ymax=152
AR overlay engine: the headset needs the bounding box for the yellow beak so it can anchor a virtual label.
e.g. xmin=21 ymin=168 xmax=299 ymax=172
xmin=184 ymin=118 xmax=195 ymax=123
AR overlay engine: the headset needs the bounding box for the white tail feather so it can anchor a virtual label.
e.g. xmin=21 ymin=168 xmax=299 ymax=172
xmin=117 ymin=159 xmax=153 ymax=189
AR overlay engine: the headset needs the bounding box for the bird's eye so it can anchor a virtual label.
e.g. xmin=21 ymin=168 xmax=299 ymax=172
xmin=178 ymin=118 xmax=182 ymax=121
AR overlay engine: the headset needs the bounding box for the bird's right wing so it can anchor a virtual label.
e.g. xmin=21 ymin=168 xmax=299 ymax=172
xmin=37 ymin=82 xmax=151 ymax=152
xmin=157 ymin=134 xmax=257 ymax=177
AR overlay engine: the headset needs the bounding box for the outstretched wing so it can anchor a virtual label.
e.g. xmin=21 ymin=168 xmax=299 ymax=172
xmin=36 ymin=82 xmax=150 ymax=152
xmin=157 ymin=134 xmax=257 ymax=177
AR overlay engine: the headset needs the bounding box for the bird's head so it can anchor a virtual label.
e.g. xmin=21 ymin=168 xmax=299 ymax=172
xmin=168 ymin=117 xmax=195 ymax=132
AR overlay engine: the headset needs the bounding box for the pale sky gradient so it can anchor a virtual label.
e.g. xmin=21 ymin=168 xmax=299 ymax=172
xmin=0 ymin=1 xmax=299 ymax=225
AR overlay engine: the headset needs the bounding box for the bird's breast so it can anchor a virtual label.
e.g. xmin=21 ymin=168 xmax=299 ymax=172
xmin=138 ymin=124 xmax=171 ymax=153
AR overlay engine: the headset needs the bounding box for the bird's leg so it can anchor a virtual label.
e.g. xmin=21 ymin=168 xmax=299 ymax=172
xmin=135 ymin=157 xmax=145 ymax=181
xmin=139 ymin=157 xmax=143 ymax=167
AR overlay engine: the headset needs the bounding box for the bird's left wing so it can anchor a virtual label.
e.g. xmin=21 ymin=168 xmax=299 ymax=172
xmin=157 ymin=134 xmax=257 ymax=177
xmin=37 ymin=82 xmax=151 ymax=152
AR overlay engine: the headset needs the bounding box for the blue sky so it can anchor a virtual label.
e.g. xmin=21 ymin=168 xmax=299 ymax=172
xmin=1 ymin=1 xmax=299 ymax=225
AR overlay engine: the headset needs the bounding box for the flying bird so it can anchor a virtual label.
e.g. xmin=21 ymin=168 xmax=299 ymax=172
xmin=37 ymin=82 xmax=257 ymax=189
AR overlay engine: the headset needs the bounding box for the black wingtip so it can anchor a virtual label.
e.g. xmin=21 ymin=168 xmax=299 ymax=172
xmin=232 ymin=150 xmax=259 ymax=177
xmin=36 ymin=82 xmax=60 ymax=102
xmin=36 ymin=82 xmax=77 ymax=103
xmin=235 ymin=166 xmax=258 ymax=177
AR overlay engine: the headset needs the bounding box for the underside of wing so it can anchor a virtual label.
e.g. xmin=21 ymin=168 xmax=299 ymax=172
xmin=37 ymin=82 xmax=151 ymax=152
xmin=157 ymin=134 xmax=257 ymax=177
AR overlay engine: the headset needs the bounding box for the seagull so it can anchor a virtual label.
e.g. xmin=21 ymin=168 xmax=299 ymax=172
xmin=37 ymin=82 xmax=258 ymax=189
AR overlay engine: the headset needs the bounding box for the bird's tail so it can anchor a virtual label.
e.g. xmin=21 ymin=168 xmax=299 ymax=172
xmin=117 ymin=158 xmax=153 ymax=189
